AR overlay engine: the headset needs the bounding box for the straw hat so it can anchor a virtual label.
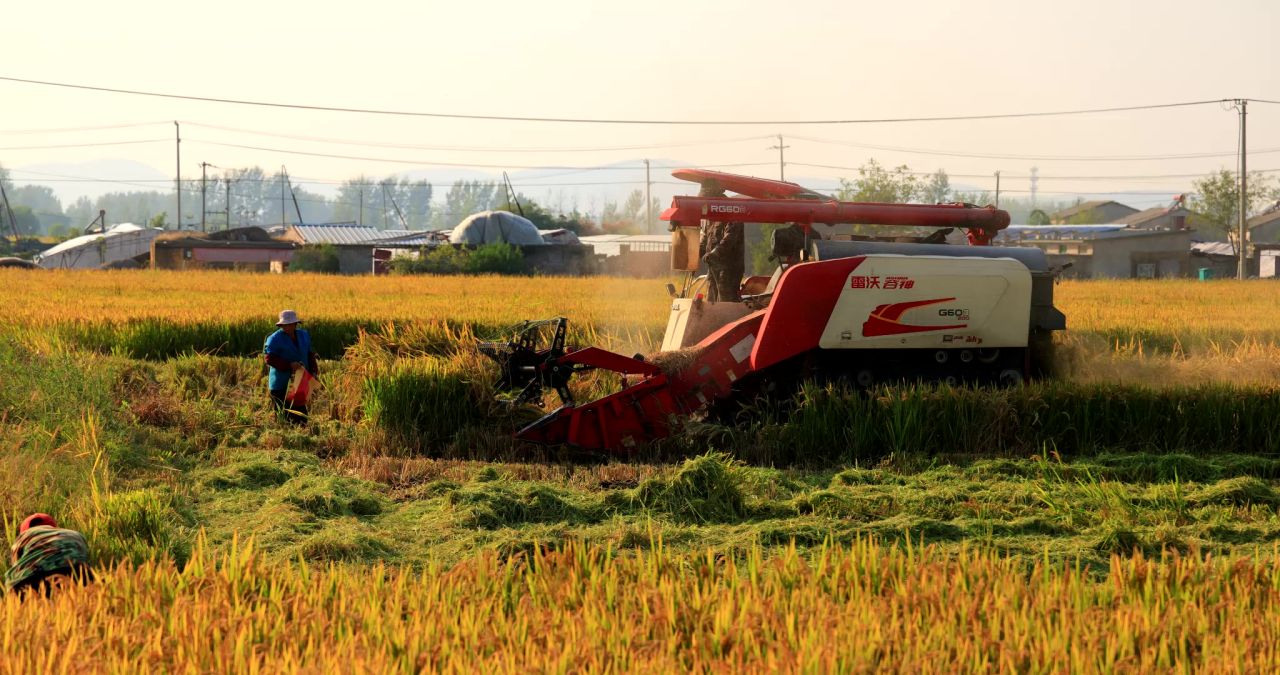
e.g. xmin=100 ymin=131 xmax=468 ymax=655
xmin=276 ymin=309 xmax=302 ymax=326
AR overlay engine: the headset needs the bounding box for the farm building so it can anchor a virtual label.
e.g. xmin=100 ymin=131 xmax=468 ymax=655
xmin=1248 ymin=203 xmax=1280 ymax=243
xmin=579 ymin=234 xmax=673 ymax=277
xmin=1050 ymin=200 xmax=1140 ymax=225
xmin=151 ymin=227 xmax=297 ymax=272
xmin=1190 ymin=241 xmax=1241 ymax=279
xmin=281 ymin=223 xmax=417 ymax=274
xmin=1111 ymin=202 xmax=1200 ymax=231
xmin=35 ymin=223 xmax=163 ymax=269
xmin=994 ymin=225 xmax=1192 ymax=279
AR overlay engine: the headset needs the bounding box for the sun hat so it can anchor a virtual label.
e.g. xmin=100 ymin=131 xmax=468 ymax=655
xmin=276 ymin=309 xmax=301 ymax=326
xmin=20 ymin=513 xmax=57 ymax=533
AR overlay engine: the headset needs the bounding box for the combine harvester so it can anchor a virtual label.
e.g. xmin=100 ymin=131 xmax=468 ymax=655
xmin=481 ymin=170 xmax=1066 ymax=454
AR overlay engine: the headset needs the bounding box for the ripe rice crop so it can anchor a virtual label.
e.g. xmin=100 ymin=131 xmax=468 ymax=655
xmin=5 ymin=270 xmax=1280 ymax=360
xmin=3 ymin=537 xmax=1278 ymax=672
xmin=0 ymin=269 xmax=669 ymax=358
xmin=757 ymin=381 xmax=1280 ymax=462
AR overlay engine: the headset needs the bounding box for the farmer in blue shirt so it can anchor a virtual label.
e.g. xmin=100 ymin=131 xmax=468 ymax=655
xmin=263 ymin=309 xmax=319 ymax=423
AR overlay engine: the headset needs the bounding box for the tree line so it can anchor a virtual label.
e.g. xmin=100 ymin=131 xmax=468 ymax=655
xmin=3 ymin=161 xmax=1276 ymax=242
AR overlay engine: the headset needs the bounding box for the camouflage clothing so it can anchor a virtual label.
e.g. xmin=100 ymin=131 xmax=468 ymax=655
xmin=5 ymin=526 xmax=90 ymax=593
xmin=700 ymin=220 xmax=745 ymax=303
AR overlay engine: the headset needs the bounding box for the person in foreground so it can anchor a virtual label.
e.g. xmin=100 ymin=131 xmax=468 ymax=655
xmin=263 ymin=309 xmax=320 ymax=424
xmin=5 ymin=513 xmax=92 ymax=596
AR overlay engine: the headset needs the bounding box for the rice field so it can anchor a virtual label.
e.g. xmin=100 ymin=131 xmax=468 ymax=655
xmin=4 ymin=538 xmax=1280 ymax=672
xmin=5 ymin=269 xmax=1280 ymax=354
xmin=5 ymin=268 xmax=1280 ymax=671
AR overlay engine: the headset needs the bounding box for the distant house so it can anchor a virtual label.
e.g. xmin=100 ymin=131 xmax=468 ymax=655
xmin=995 ymin=225 xmax=1191 ymax=279
xmin=152 ymin=227 xmax=296 ymax=272
xmin=281 ymin=223 xmax=416 ymax=274
xmin=1247 ymin=203 xmax=1280 ymax=243
xmin=1050 ymin=200 xmax=1139 ymax=225
xmin=1190 ymin=241 xmax=1240 ymax=279
xmin=1111 ymin=203 xmax=1198 ymax=232
xmin=580 ymin=234 xmax=673 ymax=277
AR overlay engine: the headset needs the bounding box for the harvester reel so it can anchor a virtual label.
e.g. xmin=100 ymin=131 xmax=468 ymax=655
xmin=478 ymin=318 xmax=584 ymax=407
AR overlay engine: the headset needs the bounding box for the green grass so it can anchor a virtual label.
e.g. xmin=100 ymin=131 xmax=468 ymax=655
xmin=6 ymin=330 xmax=1280 ymax=581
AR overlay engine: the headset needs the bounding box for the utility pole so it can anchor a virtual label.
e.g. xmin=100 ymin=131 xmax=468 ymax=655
xmin=199 ymin=162 xmax=212 ymax=232
xmin=768 ymin=135 xmax=789 ymax=181
xmin=1029 ymin=167 xmax=1039 ymax=208
xmin=644 ymin=159 xmax=652 ymax=234
xmin=1237 ymin=99 xmax=1249 ymax=280
xmin=0 ymin=181 xmax=19 ymax=243
xmin=281 ymin=165 xmax=287 ymax=226
xmin=994 ymin=171 xmax=1002 ymax=208
xmin=174 ymin=122 xmax=181 ymax=230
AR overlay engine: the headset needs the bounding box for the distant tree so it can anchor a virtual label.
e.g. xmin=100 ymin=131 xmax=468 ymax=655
xmin=433 ymin=180 xmax=502 ymax=229
xmin=4 ymin=206 xmax=41 ymax=236
xmin=510 ymin=195 xmax=599 ymax=235
xmin=9 ymin=185 xmax=62 ymax=217
xmin=93 ymin=191 xmax=174 ymax=226
xmin=223 ymin=167 xmax=269 ymax=225
xmin=66 ymin=196 xmax=95 ymax=228
xmin=149 ymin=213 xmax=170 ymax=229
xmin=370 ymin=177 xmax=433 ymax=229
xmin=400 ymin=179 xmax=433 ymax=229
xmin=954 ymin=191 xmax=995 ymax=206
xmin=600 ymin=189 xmax=662 ymax=234
xmin=921 ymin=170 xmax=952 ymax=204
xmin=835 ymin=159 xmax=923 ymax=203
xmin=1191 ymin=169 xmax=1280 ymax=241
xmin=1028 ymin=209 xmax=1051 ymax=225
xmin=285 ymin=185 xmax=330 ymax=225
xmin=47 ymin=223 xmax=76 ymax=241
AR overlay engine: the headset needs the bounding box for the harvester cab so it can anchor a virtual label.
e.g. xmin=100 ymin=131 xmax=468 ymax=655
xmin=480 ymin=169 xmax=1067 ymax=454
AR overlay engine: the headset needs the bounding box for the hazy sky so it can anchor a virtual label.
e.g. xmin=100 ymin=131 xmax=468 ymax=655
xmin=2 ymin=0 xmax=1278 ymax=210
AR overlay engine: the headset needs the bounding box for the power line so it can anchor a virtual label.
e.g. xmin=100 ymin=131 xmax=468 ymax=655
xmin=0 ymin=75 xmax=1232 ymax=125
xmin=0 ymin=138 xmax=168 ymax=151
xmin=188 ymin=138 xmax=773 ymax=171
xmin=786 ymin=162 xmax=1280 ymax=180
xmin=0 ymin=121 xmax=169 ymax=135
xmin=790 ymin=135 xmax=1280 ymax=162
xmin=182 ymin=122 xmax=773 ymax=153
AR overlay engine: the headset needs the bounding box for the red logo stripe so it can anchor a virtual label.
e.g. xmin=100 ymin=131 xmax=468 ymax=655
xmin=862 ymin=297 xmax=966 ymax=337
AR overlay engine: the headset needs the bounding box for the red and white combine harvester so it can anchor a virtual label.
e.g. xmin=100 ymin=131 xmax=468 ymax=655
xmin=480 ymin=170 xmax=1066 ymax=454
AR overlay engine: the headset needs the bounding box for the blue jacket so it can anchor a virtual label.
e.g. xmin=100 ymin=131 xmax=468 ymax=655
xmin=264 ymin=328 xmax=313 ymax=392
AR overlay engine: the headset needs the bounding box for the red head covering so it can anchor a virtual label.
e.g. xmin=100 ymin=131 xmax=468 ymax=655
xmin=20 ymin=513 xmax=57 ymax=533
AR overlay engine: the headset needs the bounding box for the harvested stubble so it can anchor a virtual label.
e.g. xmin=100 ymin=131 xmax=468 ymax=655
xmin=3 ymin=538 xmax=1280 ymax=672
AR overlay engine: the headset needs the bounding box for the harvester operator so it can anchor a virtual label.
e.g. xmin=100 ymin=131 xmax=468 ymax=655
xmin=264 ymin=309 xmax=320 ymax=424
xmin=5 ymin=513 xmax=92 ymax=596
xmin=698 ymin=182 xmax=745 ymax=302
